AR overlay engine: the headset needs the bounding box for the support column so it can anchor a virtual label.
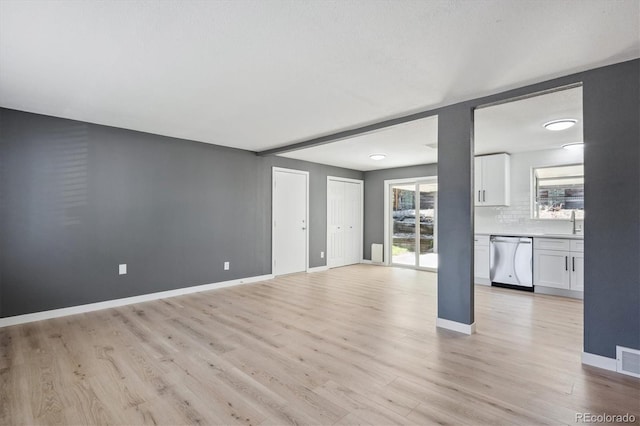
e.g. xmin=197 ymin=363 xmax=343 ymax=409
xmin=436 ymin=104 xmax=475 ymax=334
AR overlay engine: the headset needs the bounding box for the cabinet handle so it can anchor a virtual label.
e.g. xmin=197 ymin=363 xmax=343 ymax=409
xmin=478 ymin=191 xmax=481 ymax=202
xmin=483 ymin=190 xmax=486 ymax=202
xmin=572 ymin=257 xmax=575 ymax=272
xmin=565 ymin=256 xmax=568 ymax=271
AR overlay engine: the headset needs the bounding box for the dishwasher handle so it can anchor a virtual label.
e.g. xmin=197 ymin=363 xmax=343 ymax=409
xmin=491 ymin=237 xmax=532 ymax=243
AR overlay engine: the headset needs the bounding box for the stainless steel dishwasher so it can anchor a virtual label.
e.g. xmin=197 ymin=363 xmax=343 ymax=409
xmin=490 ymin=236 xmax=533 ymax=291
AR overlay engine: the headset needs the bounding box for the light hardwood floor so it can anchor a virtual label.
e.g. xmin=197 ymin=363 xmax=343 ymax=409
xmin=1 ymin=265 xmax=638 ymax=425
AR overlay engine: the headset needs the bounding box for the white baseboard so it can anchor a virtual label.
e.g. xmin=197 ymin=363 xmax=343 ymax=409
xmin=535 ymin=286 xmax=583 ymax=300
xmin=361 ymin=259 xmax=386 ymax=266
xmin=582 ymin=351 xmax=617 ymax=372
xmin=436 ymin=317 xmax=476 ymax=335
xmin=0 ymin=274 xmax=274 ymax=328
xmin=307 ymin=266 xmax=329 ymax=273
xmin=474 ymin=278 xmax=491 ymax=286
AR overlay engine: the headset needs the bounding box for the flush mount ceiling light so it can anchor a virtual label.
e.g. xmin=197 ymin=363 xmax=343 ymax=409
xmin=369 ymin=153 xmax=386 ymax=161
xmin=544 ymin=119 xmax=577 ymax=131
xmin=562 ymin=142 xmax=584 ymax=150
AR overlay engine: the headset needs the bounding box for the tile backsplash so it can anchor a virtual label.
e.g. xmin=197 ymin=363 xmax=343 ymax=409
xmin=474 ymin=148 xmax=584 ymax=235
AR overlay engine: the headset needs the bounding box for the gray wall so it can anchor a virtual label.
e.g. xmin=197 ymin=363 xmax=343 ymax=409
xmin=0 ymin=109 xmax=361 ymax=317
xmin=262 ymin=157 xmax=362 ymax=268
xmin=582 ymin=60 xmax=639 ymax=358
xmin=2 ymin=59 xmax=639 ymax=360
xmin=431 ymin=59 xmax=639 ymax=354
xmin=366 ymin=59 xmax=639 ymax=355
xmin=437 ymin=105 xmax=474 ymax=325
xmin=362 ymin=163 xmax=437 ymax=260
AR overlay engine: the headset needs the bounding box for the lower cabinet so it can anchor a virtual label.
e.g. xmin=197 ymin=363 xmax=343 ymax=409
xmin=474 ymin=235 xmax=490 ymax=284
xmin=571 ymin=252 xmax=584 ymax=291
xmin=533 ymin=238 xmax=583 ymax=291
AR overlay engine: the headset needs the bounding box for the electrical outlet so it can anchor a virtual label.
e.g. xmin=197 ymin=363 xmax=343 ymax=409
xmin=224 ymin=261 xmax=230 ymax=271
xmin=119 ymin=264 xmax=127 ymax=275
xmin=320 ymin=251 xmax=324 ymax=259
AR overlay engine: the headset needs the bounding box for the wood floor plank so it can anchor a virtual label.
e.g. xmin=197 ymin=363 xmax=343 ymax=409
xmin=1 ymin=265 xmax=638 ymax=425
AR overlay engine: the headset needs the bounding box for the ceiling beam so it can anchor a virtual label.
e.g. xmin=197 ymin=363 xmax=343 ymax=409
xmin=256 ymin=108 xmax=442 ymax=156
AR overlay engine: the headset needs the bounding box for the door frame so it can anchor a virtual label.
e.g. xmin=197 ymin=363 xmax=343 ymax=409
xmin=272 ymin=167 xmax=310 ymax=275
xmin=384 ymin=176 xmax=438 ymax=269
xmin=326 ymin=176 xmax=364 ymax=268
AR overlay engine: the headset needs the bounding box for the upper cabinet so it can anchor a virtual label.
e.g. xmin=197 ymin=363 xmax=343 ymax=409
xmin=475 ymin=153 xmax=510 ymax=206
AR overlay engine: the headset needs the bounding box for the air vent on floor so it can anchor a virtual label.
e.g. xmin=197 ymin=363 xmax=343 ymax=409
xmin=616 ymin=346 xmax=640 ymax=378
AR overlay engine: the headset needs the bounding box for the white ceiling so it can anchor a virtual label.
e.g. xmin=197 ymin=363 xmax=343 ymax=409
xmin=279 ymin=86 xmax=583 ymax=170
xmin=279 ymin=116 xmax=438 ymax=171
xmin=0 ymin=1 xmax=638 ymax=154
xmin=474 ymin=86 xmax=583 ymax=156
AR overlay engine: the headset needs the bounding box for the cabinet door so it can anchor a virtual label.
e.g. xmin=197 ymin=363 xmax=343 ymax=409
xmin=474 ymin=245 xmax=490 ymax=280
xmin=481 ymin=154 xmax=510 ymax=206
xmin=570 ymin=252 xmax=584 ymax=291
xmin=474 ymin=157 xmax=483 ymax=206
xmin=534 ymin=249 xmax=570 ymax=289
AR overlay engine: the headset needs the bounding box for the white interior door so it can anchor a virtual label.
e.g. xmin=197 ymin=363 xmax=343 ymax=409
xmin=344 ymin=181 xmax=362 ymax=265
xmin=327 ymin=179 xmax=345 ymax=268
xmin=273 ymin=168 xmax=308 ymax=275
xmin=327 ymin=177 xmax=363 ymax=268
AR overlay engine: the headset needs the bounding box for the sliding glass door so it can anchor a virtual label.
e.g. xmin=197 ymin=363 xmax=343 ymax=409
xmin=390 ymin=179 xmax=438 ymax=270
xmin=391 ymin=184 xmax=417 ymax=266
xmin=418 ymin=182 xmax=437 ymax=268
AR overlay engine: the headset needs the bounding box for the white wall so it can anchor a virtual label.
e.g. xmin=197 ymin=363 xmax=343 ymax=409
xmin=474 ymin=148 xmax=584 ymax=234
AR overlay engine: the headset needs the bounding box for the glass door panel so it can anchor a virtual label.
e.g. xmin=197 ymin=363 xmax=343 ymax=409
xmin=391 ymin=184 xmax=416 ymax=265
xmin=418 ymin=182 xmax=438 ymax=269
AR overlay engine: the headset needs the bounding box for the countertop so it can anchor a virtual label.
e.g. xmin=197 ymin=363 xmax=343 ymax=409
xmin=475 ymin=232 xmax=584 ymax=240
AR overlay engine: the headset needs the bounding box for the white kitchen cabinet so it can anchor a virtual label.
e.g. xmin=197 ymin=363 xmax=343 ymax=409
xmin=534 ymin=249 xmax=571 ymax=289
xmin=571 ymin=253 xmax=584 ymax=291
xmin=533 ymin=238 xmax=583 ymax=292
xmin=475 ymin=153 xmax=510 ymax=207
xmin=474 ymin=235 xmax=490 ymax=284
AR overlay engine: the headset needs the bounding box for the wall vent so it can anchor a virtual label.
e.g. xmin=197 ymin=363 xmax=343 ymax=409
xmin=616 ymin=346 xmax=640 ymax=378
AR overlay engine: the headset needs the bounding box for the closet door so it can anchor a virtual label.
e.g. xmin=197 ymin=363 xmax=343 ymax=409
xmin=327 ymin=178 xmax=363 ymax=268
xmin=327 ymin=179 xmax=345 ymax=268
xmin=344 ymin=181 xmax=362 ymax=265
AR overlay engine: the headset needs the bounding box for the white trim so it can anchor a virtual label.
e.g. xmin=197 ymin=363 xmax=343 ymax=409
xmin=582 ymin=351 xmax=617 ymax=372
xmin=474 ymin=278 xmax=491 ymax=286
xmin=360 ymin=259 xmax=373 ymax=264
xmin=326 ymin=176 xmax=364 ymax=269
xmin=0 ymin=274 xmax=274 ymax=328
xmin=307 ymin=266 xmax=329 ymax=273
xmin=436 ymin=317 xmax=476 ymax=335
xmin=534 ymin=285 xmax=583 ymax=300
xmin=326 ymin=176 xmax=363 ymax=185
xmin=383 ymin=183 xmax=390 ymax=265
xmin=272 ymin=167 xmax=310 ymax=275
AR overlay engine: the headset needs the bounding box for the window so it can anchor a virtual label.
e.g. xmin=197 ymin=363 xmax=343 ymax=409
xmin=533 ymin=164 xmax=584 ymax=219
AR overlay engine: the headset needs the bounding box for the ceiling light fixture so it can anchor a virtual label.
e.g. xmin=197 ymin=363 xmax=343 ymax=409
xmin=369 ymin=153 xmax=386 ymax=161
xmin=562 ymin=142 xmax=584 ymax=150
xmin=543 ymin=119 xmax=577 ymax=131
